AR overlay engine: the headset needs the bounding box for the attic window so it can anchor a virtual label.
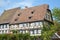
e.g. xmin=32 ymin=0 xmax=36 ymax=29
xmin=15 ymin=19 xmax=18 ymax=21
xmin=29 ymin=16 xmax=32 ymax=19
xmin=31 ymin=11 xmax=34 ymax=14
xmin=31 ymin=10 xmax=35 ymax=14
xmin=18 ymin=14 xmax=20 ymax=16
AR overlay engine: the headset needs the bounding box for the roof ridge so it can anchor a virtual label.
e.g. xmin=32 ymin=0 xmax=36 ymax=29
xmin=21 ymin=4 xmax=49 ymax=10
xmin=4 ymin=7 xmax=20 ymax=11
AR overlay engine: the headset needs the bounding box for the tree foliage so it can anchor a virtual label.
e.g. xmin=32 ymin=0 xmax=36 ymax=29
xmin=41 ymin=8 xmax=60 ymax=40
xmin=52 ymin=8 xmax=60 ymax=22
xmin=0 ymin=33 xmax=31 ymax=40
xmin=41 ymin=25 xmax=58 ymax=40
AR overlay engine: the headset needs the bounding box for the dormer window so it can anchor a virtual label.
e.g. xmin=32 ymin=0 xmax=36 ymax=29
xmin=29 ymin=16 xmax=32 ymax=19
xmin=31 ymin=11 xmax=34 ymax=14
xmin=18 ymin=14 xmax=20 ymax=16
xmin=31 ymin=10 xmax=35 ymax=14
xmin=15 ymin=19 xmax=18 ymax=21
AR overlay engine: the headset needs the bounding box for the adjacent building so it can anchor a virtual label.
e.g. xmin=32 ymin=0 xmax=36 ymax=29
xmin=0 ymin=4 xmax=53 ymax=36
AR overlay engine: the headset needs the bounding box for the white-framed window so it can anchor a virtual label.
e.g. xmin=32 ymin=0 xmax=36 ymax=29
xmin=0 ymin=30 xmax=1 ymax=32
xmin=4 ymin=25 xmax=7 ymax=28
xmin=14 ymin=25 xmax=17 ymax=28
xmin=19 ymin=24 xmax=23 ymax=27
xmin=23 ymin=23 xmax=28 ymax=27
xmin=11 ymin=25 xmax=14 ymax=27
xmin=38 ymin=30 xmax=41 ymax=34
xmin=23 ymin=31 xmax=25 ymax=34
xmin=30 ymin=23 xmax=35 ymax=27
xmin=40 ymin=22 xmax=43 ymax=27
xmin=20 ymin=30 xmax=23 ymax=33
xmin=26 ymin=30 xmax=28 ymax=33
xmin=0 ymin=30 xmax=1 ymax=34
xmin=2 ymin=30 xmax=4 ymax=33
xmin=0 ymin=25 xmax=2 ymax=29
xmin=5 ymin=30 xmax=7 ymax=33
xmin=35 ymin=22 xmax=40 ymax=26
xmin=30 ymin=30 xmax=33 ymax=34
xmin=10 ymin=25 xmax=14 ymax=29
xmin=7 ymin=24 xmax=9 ymax=28
xmin=0 ymin=25 xmax=1 ymax=29
xmin=2 ymin=25 xmax=4 ymax=29
xmin=34 ymin=30 xmax=37 ymax=34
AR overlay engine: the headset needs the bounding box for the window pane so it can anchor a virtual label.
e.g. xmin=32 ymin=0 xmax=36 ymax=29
xmin=23 ymin=24 xmax=28 ymax=27
xmin=30 ymin=23 xmax=35 ymax=27
xmin=34 ymin=30 xmax=37 ymax=34
xmin=2 ymin=30 xmax=4 ymax=33
xmin=36 ymin=22 xmax=40 ymax=26
xmin=5 ymin=30 xmax=7 ymax=33
xmin=7 ymin=24 xmax=9 ymax=28
xmin=2 ymin=25 xmax=4 ymax=28
xmin=1 ymin=25 xmax=3 ymax=29
xmin=4 ymin=25 xmax=7 ymax=28
xmin=40 ymin=22 xmax=43 ymax=27
xmin=38 ymin=30 xmax=41 ymax=34
xmin=14 ymin=25 xmax=17 ymax=28
xmin=30 ymin=30 xmax=33 ymax=34
xmin=26 ymin=30 xmax=28 ymax=33
xmin=0 ymin=30 xmax=1 ymax=32
xmin=20 ymin=30 xmax=23 ymax=33
xmin=19 ymin=24 xmax=23 ymax=27
xmin=23 ymin=31 xmax=25 ymax=34
xmin=0 ymin=25 xmax=1 ymax=29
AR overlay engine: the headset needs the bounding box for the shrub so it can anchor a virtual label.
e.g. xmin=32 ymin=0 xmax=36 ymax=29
xmin=0 ymin=33 xmax=39 ymax=40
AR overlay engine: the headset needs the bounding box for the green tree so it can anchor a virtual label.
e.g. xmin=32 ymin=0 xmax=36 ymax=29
xmin=41 ymin=25 xmax=57 ymax=40
xmin=52 ymin=8 xmax=60 ymax=22
xmin=41 ymin=8 xmax=60 ymax=40
xmin=52 ymin=8 xmax=60 ymax=32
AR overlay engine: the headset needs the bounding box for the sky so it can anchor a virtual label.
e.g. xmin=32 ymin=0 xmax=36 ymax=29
xmin=0 ymin=0 xmax=60 ymax=15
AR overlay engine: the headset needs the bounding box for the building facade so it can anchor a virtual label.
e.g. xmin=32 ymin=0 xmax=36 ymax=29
xmin=0 ymin=4 xmax=53 ymax=36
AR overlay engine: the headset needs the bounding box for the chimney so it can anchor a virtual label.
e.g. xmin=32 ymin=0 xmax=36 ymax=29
xmin=18 ymin=7 xmax=21 ymax=9
xmin=25 ymin=6 xmax=28 ymax=9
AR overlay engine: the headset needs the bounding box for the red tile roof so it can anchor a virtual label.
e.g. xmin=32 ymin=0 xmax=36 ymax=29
xmin=0 ymin=4 xmax=49 ymax=24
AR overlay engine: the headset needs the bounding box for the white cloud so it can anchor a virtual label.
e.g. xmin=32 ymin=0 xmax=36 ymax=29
xmin=0 ymin=0 xmax=34 ymax=14
xmin=0 ymin=0 xmax=34 ymax=10
xmin=6 ymin=2 xmax=33 ymax=9
xmin=6 ymin=0 xmax=33 ymax=10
